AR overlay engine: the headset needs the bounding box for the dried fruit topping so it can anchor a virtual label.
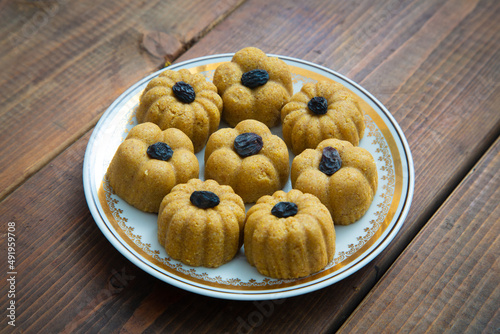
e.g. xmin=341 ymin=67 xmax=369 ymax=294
xmin=241 ymin=69 xmax=269 ymax=88
xmin=319 ymin=147 xmax=342 ymax=175
xmin=147 ymin=142 xmax=173 ymax=161
xmin=172 ymin=81 xmax=195 ymax=103
xmin=271 ymin=201 xmax=298 ymax=218
xmin=308 ymin=96 xmax=328 ymax=115
xmin=233 ymin=132 xmax=264 ymax=157
xmin=190 ymin=191 xmax=220 ymax=209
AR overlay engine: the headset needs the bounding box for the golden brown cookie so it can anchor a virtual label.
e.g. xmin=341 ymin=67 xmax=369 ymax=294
xmin=204 ymin=119 xmax=289 ymax=203
xmin=291 ymin=138 xmax=377 ymax=225
xmin=107 ymin=122 xmax=199 ymax=213
xmin=244 ymin=189 xmax=336 ymax=279
xmin=158 ymin=179 xmax=246 ymax=268
xmin=281 ymin=80 xmax=365 ymax=155
xmin=137 ymin=68 xmax=222 ymax=152
xmin=213 ymin=47 xmax=293 ymax=128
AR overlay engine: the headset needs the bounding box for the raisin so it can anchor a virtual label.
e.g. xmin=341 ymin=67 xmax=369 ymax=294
xmin=319 ymin=147 xmax=342 ymax=175
xmin=190 ymin=191 xmax=220 ymax=209
xmin=233 ymin=132 xmax=264 ymax=157
xmin=271 ymin=202 xmax=298 ymax=218
xmin=147 ymin=142 xmax=173 ymax=161
xmin=308 ymin=96 xmax=328 ymax=115
xmin=241 ymin=69 xmax=269 ymax=88
xmin=172 ymin=81 xmax=195 ymax=103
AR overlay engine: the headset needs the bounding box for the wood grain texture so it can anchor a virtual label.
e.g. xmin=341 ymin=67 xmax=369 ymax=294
xmin=0 ymin=0 xmax=244 ymax=201
xmin=339 ymin=138 xmax=500 ymax=333
xmin=0 ymin=132 xmax=189 ymax=333
xmin=0 ymin=0 xmax=499 ymax=333
xmin=175 ymin=0 xmax=500 ymax=330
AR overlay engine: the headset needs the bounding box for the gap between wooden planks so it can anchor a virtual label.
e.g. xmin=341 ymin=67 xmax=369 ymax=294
xmin=338 ymin=137 xmax=500 ymax=333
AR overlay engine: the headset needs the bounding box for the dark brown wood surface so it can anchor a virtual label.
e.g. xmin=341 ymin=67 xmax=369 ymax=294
xmin=1 ymin=0 xmax=499 ymax=333
xmin=0 ymin=0 xmax=244 ymax=201
xmin=338 ymin=139 xmax=500 ymax=333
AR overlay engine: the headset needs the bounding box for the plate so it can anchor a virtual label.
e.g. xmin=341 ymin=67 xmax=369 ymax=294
xmin=83 ymin=54 xmax=414 ymax=300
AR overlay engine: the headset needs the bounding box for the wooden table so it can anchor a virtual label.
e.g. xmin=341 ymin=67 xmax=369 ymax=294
xmin=1 ymin=0 xmax=499 ymax=332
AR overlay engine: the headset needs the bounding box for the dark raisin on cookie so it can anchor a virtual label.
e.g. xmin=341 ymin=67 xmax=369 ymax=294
xmin=319 ymin=146 xmax=342 ymax=175
xmin=233 ymin=133 xmax=264 ymax=157
xmin=241 ymin=69 xmax=269 ymax=88
xmin=147 ymin=142 xmax=174 ymax=161
xmin=190 ymin=191 xmax=220 ymax=209
xmin=307 ymin=96 xmax=328 ymax=115
xmin=172 ymin=81 xmax=196 ymax=103
xmin=271 ymin=202 xmax=299 ymax=218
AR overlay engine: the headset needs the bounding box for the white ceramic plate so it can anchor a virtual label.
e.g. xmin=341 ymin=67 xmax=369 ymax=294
xmin=83 ymin=54 xmax=414 ymax=300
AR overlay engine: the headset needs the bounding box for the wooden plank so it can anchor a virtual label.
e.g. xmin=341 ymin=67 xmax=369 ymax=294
xmin=0 ymin=0 xmax=244 ymax=201
xmin=0 ymin=0 xmax=499 ymax=332
xmin=173 ymin=0 xmax=500 ymax=330
xmin=0 ymin=132 xmax=197 ymax=333
xmin=338 ymin=138 xmax=500 ymax=333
